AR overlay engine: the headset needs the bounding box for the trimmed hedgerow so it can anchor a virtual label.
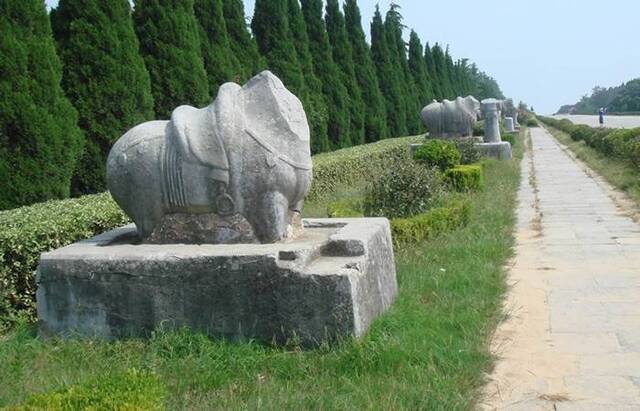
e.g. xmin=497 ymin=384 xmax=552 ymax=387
xmin=308 ymin=135 xmax=421 ymax=201
xmin=413 ymin=139 xmax=461 ymax=171
xmin=390 ymin=200 xmax=470 ymax=246
xmin=0 ymin=193 xmax=129 ymax=322
xmin=539 ymin=117 xmax=640 ymax=167
xmin=446 ymin=165 xmax=484 ymax=192
xmin=0 ymin=135 xmax=422 ymax=322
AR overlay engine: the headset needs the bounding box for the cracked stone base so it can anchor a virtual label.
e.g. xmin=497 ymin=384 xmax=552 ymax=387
xmin=36 ymin=218 xmax=397 ymax=347
xmin=475 ymin=141 xmax=513 ymax=160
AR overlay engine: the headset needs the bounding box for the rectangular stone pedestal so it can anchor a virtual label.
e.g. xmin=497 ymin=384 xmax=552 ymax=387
xmin=475 ymin=141 xmax=513 ymax=160
xmin=36 ymin=218 xmax=397 ymax=346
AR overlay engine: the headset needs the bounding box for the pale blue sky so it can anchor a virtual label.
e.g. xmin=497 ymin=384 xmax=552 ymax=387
xmin=45 ymin=0 xmax=640 ymax=114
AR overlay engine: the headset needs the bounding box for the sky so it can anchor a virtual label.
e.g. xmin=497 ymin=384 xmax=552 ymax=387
xmin=45 ymin=0 xmax=640 ymax=115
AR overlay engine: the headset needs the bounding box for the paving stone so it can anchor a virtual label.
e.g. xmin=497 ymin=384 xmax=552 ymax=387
xmin=482 ymin=127 xmax=640 ymax=408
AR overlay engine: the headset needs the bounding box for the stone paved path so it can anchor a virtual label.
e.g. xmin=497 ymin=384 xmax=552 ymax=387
xmin=481 ymin=127 xmax=640 ymax=410
xmin=554 ymin=114 xmax=640 ymax=129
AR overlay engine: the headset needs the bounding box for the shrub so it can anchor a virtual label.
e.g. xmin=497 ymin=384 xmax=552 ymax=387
xmin=0 ymin=193 xmax=129 ymax=322
xmin=501 ymin=134 xmax=516 ymax=146
xmin=605 ymin=128 xmax=640 ymax=156
xmin=558 ymin=119 xmax=575 ymax=133
xmin=473 ymin=120 xmax=485 ymax=136
xmin=455 ymin=139 xmax=481 ymax=165
xmin=568 ymin=124 xmax=593 ymax=142
xmin=446 ymin=165 xmax=483 ymax=191
xmin=309 ymin=136 xmax=420 ymax=201
xmin=327 ymin=198 xmax=363 ymax=217
xmin=413 ymin=139 xmax=461 ymax=171
xmin=22 ymin=368 xmax=166 ymax=410
xmin=526 ymin=117 xmax=539 ymax=127
xmin=364 ymin=160 xmax=444 ymax=219
xmin=391 ymin=200 xmax=470 ymax=245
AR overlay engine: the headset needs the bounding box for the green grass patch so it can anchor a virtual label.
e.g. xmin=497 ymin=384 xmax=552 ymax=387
xmin=545 ymin=125 xmax=640 ymax=206
xmin=0 ymin=132 xmax=523 ymax=409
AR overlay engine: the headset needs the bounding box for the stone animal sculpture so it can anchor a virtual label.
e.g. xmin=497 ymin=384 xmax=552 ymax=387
xmin=420 ymin=96 xmax=481 ymax=138
xmin=107 ymin=71 xmax=312 ymax=244
xmin=501 ymin=98 xmax=518 ymax=121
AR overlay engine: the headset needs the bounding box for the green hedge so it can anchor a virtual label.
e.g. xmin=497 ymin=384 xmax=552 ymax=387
xmin=501 ymin=134 xmax=516 ymax=146
xmin=390 ymin=200 xmax=471 ymax=246
xmin=539 ymin=116 xmax=640 ymax=168
xmin=0 ymin=193 xmax=129 ymax=321
xmin=308 ymin=136 xmax=421 ymax=201
xmin=446 ymin=165 xmax=484 ymax=192
xmin=327 ymin=197 xmax=471 ymax=247
xmin=413 ymin=139 xmax=461 ymax=171
xmin=0 ymin=136 xmax=422 ymax=322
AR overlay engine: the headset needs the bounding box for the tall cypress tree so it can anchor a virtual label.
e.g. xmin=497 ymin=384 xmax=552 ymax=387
xmin=424 ymin=42 xmax=442 ymax=100
xmin=444 ymin=47 xmax=457 ymax=97
xmin=286 ymin=0 xmax=329 ymax=153
xmin=407 ymin=30 xmax=433 ymax=109
xmin=343 ymin=0 xmax=387 ymax=142
xmin=52 ymin=0 xmax=155 ymax=195
xmin=193 ymin=0 xmax=240 ymax=96
xmin=384 ymin=4 xmax=421 ymax=134
xmin=370 ymin=5 xmax=406 ymax=137
xmin=0 ymin=0 xmax=83 ymax=209
xmin=432 ymin=43 xmax=454 ymax=99
xmin=301 ymin=0 xmax=352 ymax=149
xmin=223 ymin=0 xmax=264 ymax=81
xmin=252 ymin=0 xmax=306 ymax=98
xmin=133 ymin=0 xmax=209 ymax=119
xmin=325 ymin=0 xmax=364 ymax=146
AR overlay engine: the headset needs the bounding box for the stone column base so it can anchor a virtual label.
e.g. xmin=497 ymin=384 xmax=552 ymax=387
xmin=475 ymin=141 xmax=513 ymax=160
xmin=36 ymin=218 xmax=398 ymax=347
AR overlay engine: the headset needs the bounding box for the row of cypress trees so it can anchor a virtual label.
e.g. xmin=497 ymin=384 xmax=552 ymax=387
xmin=0 ymin=0 xmax=503 ymax=210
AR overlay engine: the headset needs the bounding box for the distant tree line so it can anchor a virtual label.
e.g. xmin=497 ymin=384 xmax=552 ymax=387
xmin=557 ymin=78 xmax=640 ymax=115
xmin=0 ymin=0 xmax=504 ymax=210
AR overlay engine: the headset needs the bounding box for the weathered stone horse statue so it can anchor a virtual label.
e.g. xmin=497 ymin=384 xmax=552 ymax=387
xmin=420 ymin=96 xmax=481 ymax=138
xmin=107 ymin=71 xmax=312 ymax=244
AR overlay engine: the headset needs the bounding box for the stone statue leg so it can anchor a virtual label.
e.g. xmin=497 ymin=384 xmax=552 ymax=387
xmin=254 ymin=191 xmax=290 ymax=243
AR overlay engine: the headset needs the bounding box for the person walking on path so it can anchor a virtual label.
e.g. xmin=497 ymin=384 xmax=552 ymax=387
xmin=598 ymin=107 xmax=605 ymax=127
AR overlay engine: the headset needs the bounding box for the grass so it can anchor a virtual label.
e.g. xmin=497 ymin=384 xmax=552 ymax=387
xmin=0 ymin=134 xmax=524 ymax=410
xmin=545 ymin=125 xmax=640 ymax=206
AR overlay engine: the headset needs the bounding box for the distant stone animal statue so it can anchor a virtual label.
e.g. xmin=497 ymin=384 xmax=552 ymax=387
xmin=107 ymin=71 xmax=312 ymax=244
xmin=501 ymin=98 xmax=518 ymax=121
xmin=420 ymin=96 xmax=481 ymax=138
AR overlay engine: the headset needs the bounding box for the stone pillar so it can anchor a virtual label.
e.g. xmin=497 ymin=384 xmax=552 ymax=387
xmin=481 ymin=98 xmax=501 ymax=142
xmin=504 ymin=117 xmax=515 ymax=133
